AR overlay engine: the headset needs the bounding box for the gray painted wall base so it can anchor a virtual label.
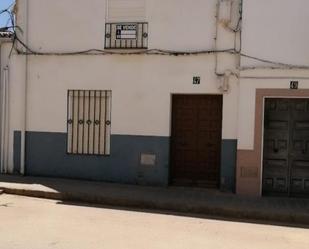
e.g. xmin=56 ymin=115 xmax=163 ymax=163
xmin=24 ymin=132 xmax=170 ymax=186
xmin=220 ymin=140 xmax=237 ymax=192
xmin=13 ymin=131 xmax=237 ymax=191
xmin=13 ymin=131 xmax=21 ymax=174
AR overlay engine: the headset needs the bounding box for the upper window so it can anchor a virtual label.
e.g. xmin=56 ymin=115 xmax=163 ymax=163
xmin=105 ymin=0 xmax=148 ymax=49
xmin=107 ymin=0 xmax=146 ymax=22
xmin=67 ymin=90 xmax=112 ymax=155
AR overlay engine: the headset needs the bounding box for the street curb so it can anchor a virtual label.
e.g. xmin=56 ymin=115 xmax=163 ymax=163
xmin=1 ymin=186 xmax=309 ymax=226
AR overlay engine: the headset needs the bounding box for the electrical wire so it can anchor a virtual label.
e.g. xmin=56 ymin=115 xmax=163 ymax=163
xmin=240 ymin=54 xmax=309 ymax=70
xmin=11 ymin=29 xmax=309 ymax=70
xmin=0 ymin=2 xmax=15 ymax=14
xmin=1 ymin=3 xmax=309 ymax=70
xmin=14 ymin=34 xmax=237 ymax=56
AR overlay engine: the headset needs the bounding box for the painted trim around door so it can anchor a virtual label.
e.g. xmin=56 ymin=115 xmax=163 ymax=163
xmin=236 ymin=89 xmax=309 ymax=196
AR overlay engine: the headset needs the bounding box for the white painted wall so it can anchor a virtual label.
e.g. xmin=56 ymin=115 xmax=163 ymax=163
xmin=22 ymin=0 xmax=219 ymax=52
xmin=2 ymin=0 xmax=241 ymax=173
xmin=11 ymin=0 xmax=240 ymax=136
xmin=242 ymin=0 xmax=309 ymax=68
xmin=22 ymin=54 xmax=238 ymax=139
xmin=238 ymin=69 xmax=309 ymax=150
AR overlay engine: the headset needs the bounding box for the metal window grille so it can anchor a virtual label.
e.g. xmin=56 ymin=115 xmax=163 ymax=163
xmin=105 ymin=22 xmax=148 ymax=49
xmin=67 ymin=90 xmax=112 ymax=155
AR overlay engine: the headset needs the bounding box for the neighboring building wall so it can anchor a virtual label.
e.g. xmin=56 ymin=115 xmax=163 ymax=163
xmin=241 ymin=0 xmax=309 ymax=69
xmin=4 ymin=0 xmax=241 ymax=189
xmin=237 ymin=0 xmax=309 ymax=196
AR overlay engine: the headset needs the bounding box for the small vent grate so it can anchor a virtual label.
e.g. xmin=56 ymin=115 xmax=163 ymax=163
xmin=67 ymin=90 xmax=112 ymax=155
xmin=105 ymin=22 xmax=148 ymax=49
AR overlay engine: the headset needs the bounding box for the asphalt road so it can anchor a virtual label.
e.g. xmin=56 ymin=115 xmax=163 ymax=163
xmin=0 ymin=194 xmax=308 ymax=249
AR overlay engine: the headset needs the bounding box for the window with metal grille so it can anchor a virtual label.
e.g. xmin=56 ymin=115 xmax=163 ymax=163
xmin=105 ymin=22 xmax=148 ymax=49
xmin=67 ymin=90 xmax=112 ymax=155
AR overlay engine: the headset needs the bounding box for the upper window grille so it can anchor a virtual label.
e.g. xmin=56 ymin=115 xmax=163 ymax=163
xmin=67 ymin=90 xmax=112 ymax=155
xmin=105 ymin=22 xmax=148 ymax=49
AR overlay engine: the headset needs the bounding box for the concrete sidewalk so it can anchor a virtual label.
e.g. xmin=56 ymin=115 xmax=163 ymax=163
xmin=0 ymin=175 xmax=309 ymax=226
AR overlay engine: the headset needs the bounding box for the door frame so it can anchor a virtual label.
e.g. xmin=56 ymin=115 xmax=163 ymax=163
xmin=168 ymin=93 xmax=223 ymax=187
xmin=236 ymin=89 xmax=309 ymax=197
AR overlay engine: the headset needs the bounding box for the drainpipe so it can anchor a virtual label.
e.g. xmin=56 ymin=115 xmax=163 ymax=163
xmin=0 ymin=60 xmax=4 ymax=173
xmin=214 ymin=0 xmax=223 ymax=77
xmin=215 ymin=0 xmax=241 ymax=92
xmin=0 ymin=64 xmax=9 ymax=174
xmin=20 ymin=0 xmax=29 ymax=175
xmin=3 ymin=66 xmax=9 ymax=173
xmin=238 ymin=0 xmax=243 ymax=65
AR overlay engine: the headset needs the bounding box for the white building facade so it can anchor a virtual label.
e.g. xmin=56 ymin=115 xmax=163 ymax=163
xmin=0 ymin=0 xmax=308 ymax=197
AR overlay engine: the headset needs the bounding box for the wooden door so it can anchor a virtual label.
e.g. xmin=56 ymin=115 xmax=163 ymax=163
xmin=263 ymin=98 xmax=309 ymax=197
xmin=170 ymin=95 xmax=223 ymax=188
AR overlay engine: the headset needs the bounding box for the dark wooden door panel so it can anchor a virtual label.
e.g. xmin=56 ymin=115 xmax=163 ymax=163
xmin=263 ymin=99 xmax=290 ymax=195
xmin=290 ymin=99 xmax=309 ymax=196
xmin=263 ymin=98 xmax=309 ymax=197
xmin=170 ymin=95 xmax=223 ymax=188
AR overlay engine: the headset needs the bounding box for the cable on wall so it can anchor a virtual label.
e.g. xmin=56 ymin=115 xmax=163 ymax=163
xmin=1 ymin=4 xmax=309 ymax=70
xmin=11 ymin=31 xmax=309 ymax=70
xmin=240 ymin=54 xmax=309 ymax=70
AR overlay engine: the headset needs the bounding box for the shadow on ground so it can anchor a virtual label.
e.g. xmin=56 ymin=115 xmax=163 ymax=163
xmin=1 ymin=174 xmax=309 ymax=229
xmin=56 ymin=200 xmax=309 ymax=229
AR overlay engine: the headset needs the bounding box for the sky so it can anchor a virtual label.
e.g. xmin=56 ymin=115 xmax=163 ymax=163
xmin=0 ymin=0 xmax=14 ymax=28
